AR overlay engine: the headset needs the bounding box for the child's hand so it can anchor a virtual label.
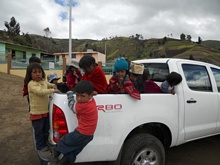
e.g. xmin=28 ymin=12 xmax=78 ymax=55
xmin=118 ymin=76 xmax=124 ymax=83
xmin=54 ymin=89 xmax=61 ymax=93
xmin=169 ymin=89 xmax=175 ymax=95
xmin=73 ymin=70 xmax=78 ymax=77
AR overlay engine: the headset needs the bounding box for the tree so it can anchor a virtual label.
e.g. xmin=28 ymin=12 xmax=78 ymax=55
xmin=162 ymin=36 xmax=167 ymax=44
xmin=197 ymin=36 xmax=202 ymax=44
xmin=187 ymin=35 xmax=192 ymax=41
xmin=180 ymin=33 xmax=185 ymax=40
xmin=135 ymin=34 xmax=140 ymax=40
xmin=43 ymin=27 xmax=51 ymax=38
xmin=4 ymin=17 xmax=20 ymax=36
xmin=140 ymin=34 xmax=144 ymax=40
xmin=133 ymin=34 xmax=143 ymax=40
xmin=158 ymin=40 xmax=161 ymax=45
xmin=131 ymin=35 xmax=134 ymax=38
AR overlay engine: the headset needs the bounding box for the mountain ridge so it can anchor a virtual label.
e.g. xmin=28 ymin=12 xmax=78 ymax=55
xmin=1 ymin=30 xmax=220 ymax=65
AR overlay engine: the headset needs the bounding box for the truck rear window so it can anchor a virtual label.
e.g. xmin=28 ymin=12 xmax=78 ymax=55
xmin=142 ymin=63 xmax=169 ymax=82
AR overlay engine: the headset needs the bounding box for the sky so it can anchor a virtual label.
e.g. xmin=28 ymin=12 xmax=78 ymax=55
xmin=0 ymin=0 xmax=220 ymax=42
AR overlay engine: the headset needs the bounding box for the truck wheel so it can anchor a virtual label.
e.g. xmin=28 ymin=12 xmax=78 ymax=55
xmin=120 ymin=133 xmax=165 ymax=165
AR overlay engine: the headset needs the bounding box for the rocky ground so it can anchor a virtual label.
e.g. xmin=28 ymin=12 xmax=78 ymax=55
xmin=1 ymin=72 xmax=220 ymax=165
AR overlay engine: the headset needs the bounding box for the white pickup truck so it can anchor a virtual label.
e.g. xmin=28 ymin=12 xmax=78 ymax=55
xmin=47 ymin=58 xmax=220 ymax=165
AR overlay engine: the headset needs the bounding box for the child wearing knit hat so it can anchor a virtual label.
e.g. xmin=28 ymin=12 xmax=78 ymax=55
xmin=107 ymin=57 xmax=141 ymax=100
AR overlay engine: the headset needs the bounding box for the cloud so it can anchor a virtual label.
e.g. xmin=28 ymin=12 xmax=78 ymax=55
xmin=0 ymin=0 xmax=220 ymax=41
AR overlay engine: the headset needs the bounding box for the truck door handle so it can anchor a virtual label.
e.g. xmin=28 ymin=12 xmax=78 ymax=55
xmin=187 ymin=100 xmax=197 ymax=103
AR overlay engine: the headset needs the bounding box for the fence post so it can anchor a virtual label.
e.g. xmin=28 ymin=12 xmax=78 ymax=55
xmin=98 ymin=61 xmax=102 ymax=68
xmin=62 ymin=57 xmax=66 ymax=76
xmin=7 ymin=53 xmax=12 ymax=74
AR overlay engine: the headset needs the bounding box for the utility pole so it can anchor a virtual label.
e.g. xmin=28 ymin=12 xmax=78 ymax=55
xmin=68 ymin=0 xmax=72 ymax=64
xmin=105 ymin=41 xmax=107 ymax=55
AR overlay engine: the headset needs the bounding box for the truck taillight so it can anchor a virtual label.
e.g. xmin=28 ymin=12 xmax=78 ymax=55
xmin=52 ymin=104 xmax=68 ymax=143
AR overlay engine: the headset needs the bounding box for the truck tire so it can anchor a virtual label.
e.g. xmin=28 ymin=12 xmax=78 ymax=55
xmin=120 ymin=133 xmax=165 ymax=165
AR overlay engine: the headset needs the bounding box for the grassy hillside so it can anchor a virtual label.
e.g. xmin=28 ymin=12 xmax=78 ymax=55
xmin=1 ymin=30 xmax=220 ymax=65
xmin=202 ymin=40 xmax=220 ymax=51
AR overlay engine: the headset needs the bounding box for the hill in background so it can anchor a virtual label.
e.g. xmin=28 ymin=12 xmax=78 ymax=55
xmin=1 ymin=30 xmax=220 ymax=65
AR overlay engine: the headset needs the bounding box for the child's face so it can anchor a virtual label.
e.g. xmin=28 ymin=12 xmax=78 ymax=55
xmin=76 ymin=92 xmax=92 ymax=103
xmin=51 ymin=79 xmax=58 ymax=84
xmin=172 ymin=81 xmax=181 ymax=86
xmin=83 ymin=64 xmax=96 ymax=75
xmin=129 ymin=73 xmax=137 ymax=81
xmin=31 ymin=68 xmax=42 ymax=82
xmin=116 ymin=70 xmax=126 ymax=82
xmin=70 ymin=66 xmax=77 ymax=71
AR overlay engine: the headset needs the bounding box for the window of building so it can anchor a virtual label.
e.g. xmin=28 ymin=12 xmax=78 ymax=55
xmin=182 ymin=64 xmax=212 ymax=92
xmin=12 ymin=50 xmax=16 ymax=60
xmin=23 ymin=52 xmax=26 ymax=60
xmin=56 ymin=56 xmax=59 ymax=62
xmin=71 ymin=54 xmax=76 ymax=58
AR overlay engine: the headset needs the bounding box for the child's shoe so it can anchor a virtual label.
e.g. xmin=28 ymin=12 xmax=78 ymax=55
xmin=38 ymin=146 xmax=55 ymax=162
xmin=59 ymin=154 xmax=69 ymax=165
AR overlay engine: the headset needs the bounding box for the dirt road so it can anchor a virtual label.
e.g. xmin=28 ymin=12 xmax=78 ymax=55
xmin=0 ymin=72 xmax=220 ymax=165
xmin=0 ymin=72 xmax=37 ymax=165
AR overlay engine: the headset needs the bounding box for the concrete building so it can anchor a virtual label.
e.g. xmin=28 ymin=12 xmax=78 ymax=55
xmin=0 ymin=41 xmax=41 ymax=62
xmin=54 ymin=49 xmax=106 ymax=65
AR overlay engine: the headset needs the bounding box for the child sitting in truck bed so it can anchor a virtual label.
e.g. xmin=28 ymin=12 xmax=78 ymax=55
xmin=107 ymin=57 xmax=140 ymax=100
xmin=79 ymin=56 xmax=108 ymax=94
xmin=129 ymin=62 xmax=145 ymax=93
xmin=47 ymin=72 xmax=60 ymax=85
xmin=161 ymin=72 xmax=182 ymax=94
xmin=65 ymin=59 xmax=82 ymax=91
xmin=143 ymin=69 xmax=162 ymax=93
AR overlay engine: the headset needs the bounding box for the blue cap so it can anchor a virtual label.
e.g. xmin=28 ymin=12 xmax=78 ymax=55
xmin=114 ymin=57 xmax=128 ymax=72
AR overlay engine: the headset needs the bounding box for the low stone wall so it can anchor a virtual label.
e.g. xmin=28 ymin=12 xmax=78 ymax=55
xmin=0 ymin=63 xmax=111 ymax=82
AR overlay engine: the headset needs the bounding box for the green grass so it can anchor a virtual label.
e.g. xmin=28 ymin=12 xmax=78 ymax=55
xmin=1 ymin=29 xmax=220 ymax=65
xmin=107 ymin=50 xmax=119 ymax=59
